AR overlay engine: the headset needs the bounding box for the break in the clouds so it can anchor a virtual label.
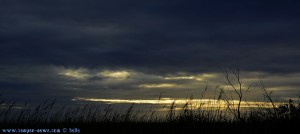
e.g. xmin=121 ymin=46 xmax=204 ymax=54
xmin=0 ymin=0 xmax=300 ymax=103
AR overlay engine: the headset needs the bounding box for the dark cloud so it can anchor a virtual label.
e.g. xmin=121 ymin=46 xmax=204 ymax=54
xmin=1 ymin=0 xmax=300 ymax=74
xmin=1 ymin=0 xmax=300 ymax=103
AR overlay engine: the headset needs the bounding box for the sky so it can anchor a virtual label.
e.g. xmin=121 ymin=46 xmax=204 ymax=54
xmin=1 ymin=0 xmax=300 ymax=105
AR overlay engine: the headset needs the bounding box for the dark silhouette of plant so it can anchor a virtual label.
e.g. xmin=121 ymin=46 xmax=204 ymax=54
xmin=276 ymin=99 xmax=300 ymax=120
xmin=124 ymin=104 xmax=134 ymax=122
xmin=258 ymin=76 xmax=277 ymax=113
xmin=221 ymin=67 xmax=248 ymax=120
xmin=166 ymin=101 xmax=176 ymax=121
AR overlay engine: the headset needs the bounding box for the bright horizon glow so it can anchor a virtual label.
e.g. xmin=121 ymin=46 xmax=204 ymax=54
xmin=74 ymin=97 xmax=281 ymax=109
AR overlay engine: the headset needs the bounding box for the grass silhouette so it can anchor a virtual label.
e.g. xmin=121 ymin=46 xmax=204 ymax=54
xmin=1 ymin=94 xmax=299 ymax=134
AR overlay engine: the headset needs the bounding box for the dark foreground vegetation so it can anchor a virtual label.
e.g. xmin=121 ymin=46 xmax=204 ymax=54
xmin=1 ymin=96 xmax=299 ymax=134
